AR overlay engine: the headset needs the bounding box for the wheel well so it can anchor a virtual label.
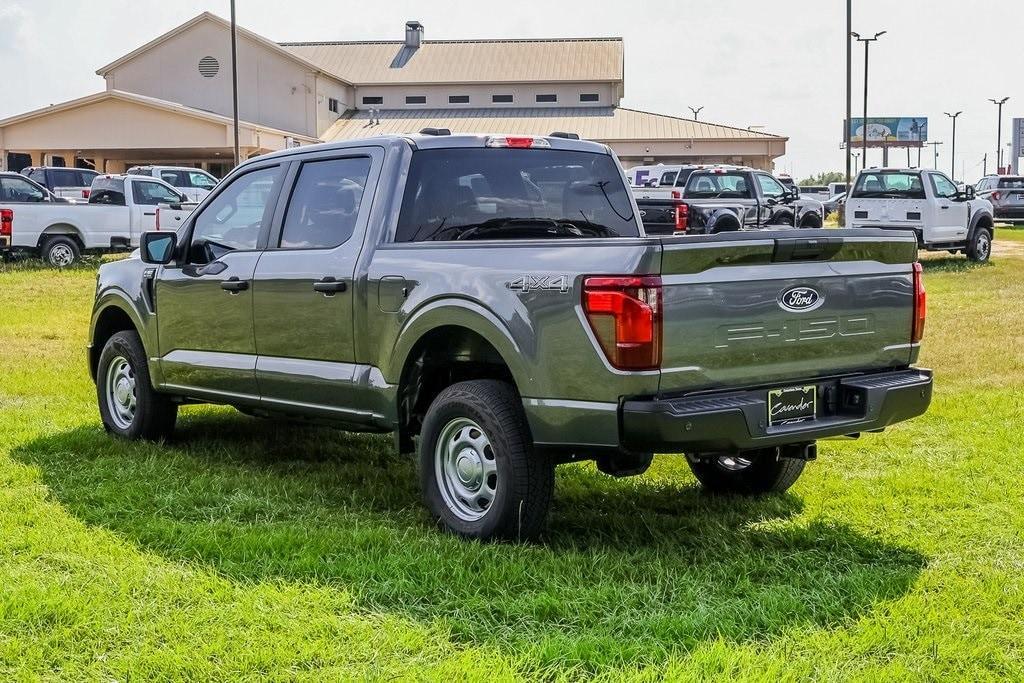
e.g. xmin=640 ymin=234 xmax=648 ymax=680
xmin=974 ymin=215 xmax=994 ymax=232
xmin=38 ymin=224 xmax=85 ymax=250
xmin=89 ymin=306 xmax=137 ymax=381
xmin=396 ymin=325 xmax=515 ymax=453
xmin=800 ymin=213 xmax=822 ymax=228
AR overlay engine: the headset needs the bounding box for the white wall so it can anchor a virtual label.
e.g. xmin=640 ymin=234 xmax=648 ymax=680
xmin=104 ymin=18 xmax=348 ymax=137
xmin=353 ymin=82 xmax=618 ymax=110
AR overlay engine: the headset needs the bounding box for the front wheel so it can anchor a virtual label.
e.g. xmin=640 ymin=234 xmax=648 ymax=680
xmin=419 ymin=380 xmax=554 ymax=541
xmin=97 ymin=330 xmax=177 ymax=440
xmin=688 ymin=449 xmax=805 ymax=495
xmin=967 ymin=227 xmax=992 ymax=263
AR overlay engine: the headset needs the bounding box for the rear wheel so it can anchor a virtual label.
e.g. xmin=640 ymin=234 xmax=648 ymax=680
xmin=41 ymin=235 xmax=80 ymax=267
xmin=97 ymin=330 xmax=177 ymax=440
xmin=419 ymin=380 xmax=553 ymax=541
xmin=967 ymin=227 xmax=992 ymax=263
xmin=688 ymin=449 xmax=805 ymax=494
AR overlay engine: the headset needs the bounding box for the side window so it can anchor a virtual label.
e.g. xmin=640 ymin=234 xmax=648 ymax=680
xmin=757 ymin=174 xmax=786 ymax=198
xmin=27 ymin=169 xmax=45 ymax=184
xmin=189 ymin=172 xmax=217 ymax=190
xmin=160 ymin=170 xmax=184 ymax=187
xmin=133 ymin=180 xmax=184 ymax=206
xmin=189 ymin=166 xmax=280 ymax=261
xmin=1 ymin=177 xmax=47 ymax=202
xmin=279 ymin=157 xmax=371 ymax=249
xmin=931 ymin=174 xmax=957 ymax=199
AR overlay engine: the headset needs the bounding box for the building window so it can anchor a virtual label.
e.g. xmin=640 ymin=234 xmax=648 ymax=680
xmin=406 ymin=95 xmax=426 ymax=105
xmin=536 ymin=94 xmax=557 ymax=103
xmin=362 ymin=96 xmax=383 ymax=105
xmin=580 ymin=93 xmax=599 ymax=102
xmin=448 ymin=95 xmax=470 ymax=104
xmin=492 ymin=94 xmax=513 ymax=103
xmin=328 ymin=98 xmax=339 ymax=113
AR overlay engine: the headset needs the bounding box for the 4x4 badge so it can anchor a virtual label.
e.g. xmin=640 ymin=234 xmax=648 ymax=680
xmin=507 ymin=275 xmax=570 ymax=293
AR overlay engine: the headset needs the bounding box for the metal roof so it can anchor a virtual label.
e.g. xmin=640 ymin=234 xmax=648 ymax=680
xmin=323 ymin=107 xmax=785 ymax=142
xmin=281 ymin=38 xmax=624 ymax=85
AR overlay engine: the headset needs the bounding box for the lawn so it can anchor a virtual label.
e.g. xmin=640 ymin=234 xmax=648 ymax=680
xmin=1 ymin=231 xmax=1023 ymax=680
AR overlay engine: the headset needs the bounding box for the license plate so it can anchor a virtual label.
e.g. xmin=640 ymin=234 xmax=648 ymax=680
xmin=768 ymin=385 xmax=817 ymax=426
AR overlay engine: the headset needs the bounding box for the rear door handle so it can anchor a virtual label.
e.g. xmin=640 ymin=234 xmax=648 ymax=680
xmin=143 ymin=212 xmax=156 ymax=216
xmin=313 ymin=277 xmax=347 ymax=295
xmin=220 ymin=276 xmax=249 ymax=293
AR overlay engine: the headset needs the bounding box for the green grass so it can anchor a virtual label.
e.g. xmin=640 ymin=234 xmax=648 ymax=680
xmin=1 ymin=234 xmax=1023 ymax=680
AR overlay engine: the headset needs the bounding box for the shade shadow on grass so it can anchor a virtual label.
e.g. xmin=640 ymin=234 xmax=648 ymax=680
xmin=15 ymin=412 xmax=925 ymax=671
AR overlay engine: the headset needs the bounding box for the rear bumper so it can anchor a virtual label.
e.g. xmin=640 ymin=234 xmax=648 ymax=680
xmin=993 ymin=207 xmax=1024 ymax=220
xmin=621 ymin=368 xmax=932 ymax=453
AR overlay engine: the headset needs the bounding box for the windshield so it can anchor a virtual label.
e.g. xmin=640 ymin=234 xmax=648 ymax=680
xmin=852 ymin=171 xmax=926 ymax=199
xmin=684 ymin=172 xmax=754 ymax=199
xmin=395 ymin=148 xmax=639 ymax=241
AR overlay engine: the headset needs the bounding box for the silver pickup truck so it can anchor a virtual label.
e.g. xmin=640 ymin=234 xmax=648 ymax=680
xmin=88 ymin=133 xmax=932 ymax=541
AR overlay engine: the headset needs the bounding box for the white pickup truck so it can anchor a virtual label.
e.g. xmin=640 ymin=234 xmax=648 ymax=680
xmin=0 ymin=174 xmax=196 ymax=266
xmin=845 ymin=168 xmax=996 ymax=262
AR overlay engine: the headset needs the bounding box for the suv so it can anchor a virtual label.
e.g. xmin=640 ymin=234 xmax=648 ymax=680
xmin=846 ymin=168 xmax=995 ymax=262
xmin=126 ymin=166 xmax=219 ymax=202
xmin=974 ymin=175 xmax=1024 ymax=222
xmin=22 ymin=166 xmax=100 ymax=200
xmin=88 ymin=133 xmax=932 ymax=541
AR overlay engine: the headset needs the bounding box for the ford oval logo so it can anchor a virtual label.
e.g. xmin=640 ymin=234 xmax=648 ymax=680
xmin=779 ymin=286 xmax=823 ymax=312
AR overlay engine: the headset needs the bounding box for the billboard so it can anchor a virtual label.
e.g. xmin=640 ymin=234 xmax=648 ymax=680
xmin=846 ymin=117 xmax=928 ymax=148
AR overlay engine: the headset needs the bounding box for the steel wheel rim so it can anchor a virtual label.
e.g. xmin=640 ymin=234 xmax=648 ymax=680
xmin=49 ymin=243 xmax=74 ymax=267
xmin=105 ymin=355 xmax=137 ymax=430
xmin=977 ymin=233 xmax=990 ymax=260
xmin=434 ymin=417 xmax=497 ymax=521
xmin=716 ymin=455 xmax=753 ymax=471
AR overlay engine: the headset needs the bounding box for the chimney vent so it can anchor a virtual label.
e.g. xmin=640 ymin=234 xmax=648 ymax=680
xmin=405 ymin=21 xmax=423 ymax=48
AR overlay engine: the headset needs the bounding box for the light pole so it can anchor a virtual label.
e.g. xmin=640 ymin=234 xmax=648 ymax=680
xmin=852 ymin=151 xmax=860 ymax=174
xmin=944 ymin=111 xmax=962 ymax=179
xmin=230 ymin=0 xmax=240 ymax=168
xmin=852 ymin=30 xmax=887 ymax=165
xmin=928 ymin=141 xmax=943 ymax=169
xmin=989 ymin=97 xmax=1009 ymax=171
xmin=689 ymin=106 xmax=704 ymax=121
xmin=845 ymin=0 xmax=852 ymax=190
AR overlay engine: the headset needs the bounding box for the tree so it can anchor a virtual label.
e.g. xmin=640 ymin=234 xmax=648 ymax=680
xmin=798 ymin=171 xmax=847 ymax=186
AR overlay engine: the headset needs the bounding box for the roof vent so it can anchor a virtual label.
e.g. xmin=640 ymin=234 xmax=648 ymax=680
xmin=198 ymin=56 xmax=220 ymax=78
xmin=420 ymin=127 xmax=451 ymax=136
xmin=405 ymin=21 xmax=423 ymax=48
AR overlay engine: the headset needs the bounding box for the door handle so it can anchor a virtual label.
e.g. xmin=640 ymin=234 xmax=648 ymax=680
xmin=143 ymin=212 xmax=156 ymax=216
xmin=940 ymin=205 xmax=950 ymax=210
xmin=220 ymin=276 xmax=249 ymax=293
xmin=313 ymin=277 xmax=347 ymax=295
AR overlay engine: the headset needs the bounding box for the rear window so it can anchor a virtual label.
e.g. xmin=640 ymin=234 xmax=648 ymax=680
xmin=998 ymin=177 xmax=1024 ymax=189
xmin=659 ymin=171 xmax=678 ymax=186
xmin=852 ymin=171 xmax=926 ymax=199
xmin=684 ymin=172 xmax=754 ymax=199
xmin=674 ymin=168 xmax=695 ymax=187
xmin=51 ymin=169 xmax=97 ymax=188
xmin=394 ymin=148 xmax=639 ymax=242
xmin=89 ymin=177 xmax=126 ymax=205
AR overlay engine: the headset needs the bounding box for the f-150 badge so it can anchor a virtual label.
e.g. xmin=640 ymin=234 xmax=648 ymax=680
xmin=506 ymin=275 xmax=571 ymax=293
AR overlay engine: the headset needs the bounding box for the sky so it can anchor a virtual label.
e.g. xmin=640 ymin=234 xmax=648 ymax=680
xmin=1 ymin=0 xmax=1021 ymax=181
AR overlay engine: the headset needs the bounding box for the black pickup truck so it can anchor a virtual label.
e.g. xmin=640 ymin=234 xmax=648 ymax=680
xmin=636 ymin=168 xmax=825 ymax=235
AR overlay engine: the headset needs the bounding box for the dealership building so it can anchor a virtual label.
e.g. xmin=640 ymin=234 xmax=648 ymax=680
xmin=0 ymin=13 xmax=787 ymax=176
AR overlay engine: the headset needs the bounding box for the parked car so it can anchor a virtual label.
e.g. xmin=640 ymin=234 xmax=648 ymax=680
xmin=0 ymin=174 xmax=194 ymax=266
xmin=799 ymin=185 xmax=830 ymax=202
xmin=126 ymin=165 xmax=219 ymax=202
xmin=974 ymin=175 xmax=1024 ymax=222
xmin=22 ymin=166 xmax=100 ymax=200
xmin=631 ymin=164 xmax=739 ymax=200
xmin=88 ymin=132 xmax=933 ymax=541
xmin=823 ymin=191 xmax=846 ymax=217
xmin=828 ymin=182 xmax=850 ymax=198
xmin=845 ymin=168 xmax=995 ymax=262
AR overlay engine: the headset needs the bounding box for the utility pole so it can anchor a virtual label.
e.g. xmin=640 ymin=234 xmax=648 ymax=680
xmin=928 ymin=141 xmax=943 ymax=169
xmin=944 ymin=111 xmax=962 ymax=179
xmin=852 ymin=151 xmax=860 ymax=174
xmin=852 ymin=31 xmax=887 ymax=165
xmin=230 ymin=0 xmax=240 ymax=168
xmin=845 ymin=0 xmax=852 ymax=191
xmin=989 ymin=97 xmax=1009 ymax=172
xmin=689 ymin=106 xmax=704 ymax=121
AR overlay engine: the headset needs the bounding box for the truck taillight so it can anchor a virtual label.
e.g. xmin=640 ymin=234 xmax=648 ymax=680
xmin=0 ymin=209 xmax=12 ymax=237
xmin=82 ymin=189 xmax=90 ymax=199
xmin=991 ymin=191 xmax=1001 ymax=201
xmin=671 ymin=190 xmax=681 ymax=199
xmin=674 ymin=203 xmax=689 ymax=232
xmin=583 ymin=276 xmax=662 ymax=370
xmin=912 ymin=262 xmax=926 ymax=343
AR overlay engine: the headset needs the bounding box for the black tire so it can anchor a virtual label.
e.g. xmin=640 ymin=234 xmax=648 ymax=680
xmin=799 ymin=215 xmax=822 ymax=229
xmin=419 ymin=380 xmax=553 ymax=541
xmin=97 ymin=330 xmax=177 ymax=440
xmin=688 ymin=449 xmax=805 ymax=495
xmin=41 ymin=235 xmax=81 ymax=267
xmin=967 ymin=227 xmax=992 ymax=263
xmin=769 ymin=214 xmax=795 ymax=227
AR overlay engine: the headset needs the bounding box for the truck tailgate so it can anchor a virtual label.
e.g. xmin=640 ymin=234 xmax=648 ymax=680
xmin=846 ymin=197 xmax=925 ymax=229
xmin=657 ymin=229 xmax=919 ymax=394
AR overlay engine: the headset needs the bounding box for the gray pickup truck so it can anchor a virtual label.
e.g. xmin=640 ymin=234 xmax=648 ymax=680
xmin=88 ymin=133 xmax=932 ymax=541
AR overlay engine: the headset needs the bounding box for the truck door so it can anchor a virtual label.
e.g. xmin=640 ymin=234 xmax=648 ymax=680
xmin=928 ymin=172 xmax=968 ymax=243
xmin=251 ymin=148 xmax=382 ymax=414
xmin=131 ymin=179 xmax=183 ymax=240
xmin=155 ymin=163 xmax=285 ymax=400
xmin=754 ymin=173 xmax=789 ymax=226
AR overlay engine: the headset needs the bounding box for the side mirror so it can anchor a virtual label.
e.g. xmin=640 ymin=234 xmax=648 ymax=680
xmin=954 ymin=185 xmax=975 ymax=202
xmin=140 ymin=231 xmax=176 ymax=265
